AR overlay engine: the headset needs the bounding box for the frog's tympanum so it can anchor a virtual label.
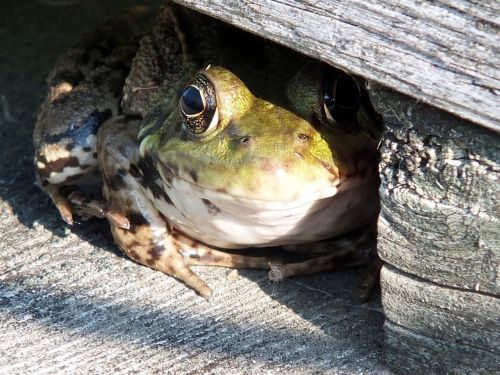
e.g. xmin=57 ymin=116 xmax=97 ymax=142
xmin=33 ymin=3 xmax=382 ymax=299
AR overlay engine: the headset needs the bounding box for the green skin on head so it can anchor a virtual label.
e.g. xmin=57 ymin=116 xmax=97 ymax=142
xmin=139 ymin=65 xmax=381 ymax=202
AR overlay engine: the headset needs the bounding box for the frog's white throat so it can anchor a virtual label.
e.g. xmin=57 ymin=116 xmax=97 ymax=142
xmin=144 ymin=174 xmax=378 ymax=249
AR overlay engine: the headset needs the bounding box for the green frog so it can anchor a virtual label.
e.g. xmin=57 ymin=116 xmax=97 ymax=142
xmin=33 ymin=3 xmax=382 ymax=299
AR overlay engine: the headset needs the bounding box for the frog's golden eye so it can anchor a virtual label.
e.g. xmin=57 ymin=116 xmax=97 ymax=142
xmin=179 ymin=75 xmax=219 ymax=136
xmin=322 ymin=72 xmax=361 ymax=127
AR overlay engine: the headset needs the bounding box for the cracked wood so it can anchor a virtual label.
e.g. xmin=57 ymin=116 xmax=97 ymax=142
xmin=172 ymin=0 xmax=500 ymax=132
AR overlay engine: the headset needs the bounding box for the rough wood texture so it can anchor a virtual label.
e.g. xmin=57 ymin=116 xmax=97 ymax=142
xmin=172 ymin=0 xmax=500 ymax=132
xmin=384 ymin=321 xmax=500 ymax=375
xmin=369 ymin=84 xmax=499 ymax=295
xmin=381 ymin=266 xmax=500 ymax=357
xmin=370 ymin=83 xmax=499 ymax=373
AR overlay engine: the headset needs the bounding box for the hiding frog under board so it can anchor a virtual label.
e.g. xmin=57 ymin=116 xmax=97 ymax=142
xmin=33 ymin=3 xmax=382 ymax=299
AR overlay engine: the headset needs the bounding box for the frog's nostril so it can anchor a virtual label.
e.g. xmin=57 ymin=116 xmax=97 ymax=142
xmin=297 ymin=133 xmax=311 ymax=142
xmin=239 ymin=136 xmax=251 ymax=146
xmin=294 ymin=151 xmax=304 ymax=159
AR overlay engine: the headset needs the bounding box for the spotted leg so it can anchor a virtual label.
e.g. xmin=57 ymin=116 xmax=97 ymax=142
xmin=98 ymin=117 xmax=272 ymax=298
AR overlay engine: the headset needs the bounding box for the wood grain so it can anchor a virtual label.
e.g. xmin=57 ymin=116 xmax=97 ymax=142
xmin=172 ymin=0 xmax=500 ymax=132
xmin=384 ymin=321 xmax=500 ymax=375
xmin=381 ymin=266 xmax=500 ymax=356
xmin=371 ymin=83 xmax=499 ymax=374
xmin=369 ymin=84 xmax=499 ymax=295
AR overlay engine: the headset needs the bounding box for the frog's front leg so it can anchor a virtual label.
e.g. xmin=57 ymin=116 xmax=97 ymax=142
xmin=111 ymin=215 xmax=215 ymax=299
xmin=98 ymin=117 xmax=271 ymax=298
xmin=114 ymin=220 xmax=273 ymax=299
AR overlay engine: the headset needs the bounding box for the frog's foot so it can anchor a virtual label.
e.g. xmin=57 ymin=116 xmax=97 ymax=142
xmin=113 ymin=220 xmax=214 ymax=299
xmin=172 ymin=231 xmax=271 ymax=269
xmin=42 ymin=184 xmax=129 ymax=229
xmin=65 ymin=187 xmax=130 ymax=229
xmin=42 ymin=184 xmax=75 ymax=225
xmin=269 ymin=252 xmax=381 ymax=301
xmin=268 ymin=246 xmax=366 ymax=281
xmin=270 ymin=223 xmax=381 ymax=300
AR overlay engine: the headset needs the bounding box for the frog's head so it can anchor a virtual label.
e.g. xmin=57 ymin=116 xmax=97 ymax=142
xmin=139 ymin=63 xmax=381 ymax=203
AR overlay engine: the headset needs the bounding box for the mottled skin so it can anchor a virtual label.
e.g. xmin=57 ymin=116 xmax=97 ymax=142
xmin=33 ymin=6 xmax=152 ymax=226
xmin=34 ymin=3 xmax=382 ymax=299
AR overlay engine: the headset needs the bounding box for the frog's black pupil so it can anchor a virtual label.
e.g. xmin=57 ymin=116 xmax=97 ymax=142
xmin=181 ymin=86 xmax=204 ymax=115
xmin=324 ymin=73 xmax=361 ymax=122
xmin=335 ymin=75 xmax=360 ymax=109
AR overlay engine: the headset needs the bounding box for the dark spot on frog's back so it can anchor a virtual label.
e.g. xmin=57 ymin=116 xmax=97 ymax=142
xmin=216 ymin=187 xmax=228 ymax=194
xmin=128 ymin=249 xmax=140 ymax=261
xmin=148 ymin=245 xmax=163 ymax=261
xmin=188 ymin=170 xmax=198 ymax=183
xmin=129 ymin=164 xmax=142 ymax=179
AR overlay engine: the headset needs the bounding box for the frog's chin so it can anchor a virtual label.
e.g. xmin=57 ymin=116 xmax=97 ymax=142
xmin=165 ymin=174 xmax=341 ymax=209
xmin=145 ymin=173 xmax=378 ymax=248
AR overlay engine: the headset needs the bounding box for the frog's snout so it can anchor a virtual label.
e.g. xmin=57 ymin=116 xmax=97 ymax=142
xmin=227 ymin=100 xmax=339 ymax=184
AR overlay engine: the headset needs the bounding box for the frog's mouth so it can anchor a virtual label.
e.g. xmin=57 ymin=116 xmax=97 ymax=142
xmin=175 ymin=176 xmax=340 ymax=208
xmin=154 ymin=160 xmax=377 ymax=212
xmin=311 ymin=155 xmax=339 ymax=179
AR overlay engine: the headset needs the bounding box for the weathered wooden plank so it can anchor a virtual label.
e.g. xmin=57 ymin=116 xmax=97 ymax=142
xmin=172 ymin=0 xmax=500 ymax=132
xmin=369 ymin=83 xmax=499 ymax=295
xmin=381 ymin=266 xmax=500 ymax=355
xmin=372 ymin=81 xmax=499 ymax=373
xmin=384 ymin=321 xmax=500 ymax=375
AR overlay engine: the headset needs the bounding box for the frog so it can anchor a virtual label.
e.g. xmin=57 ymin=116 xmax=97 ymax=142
xmin=33 ymin=2 xmax=382 ymax=299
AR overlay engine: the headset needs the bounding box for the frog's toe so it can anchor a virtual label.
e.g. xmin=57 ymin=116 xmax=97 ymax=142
xmin=62 ymin=188 xmax=129 ymax=229
xmin=143 ymin=243 xmax=214 ymax=299
xmin=268 ymin=248 xmax=366 ymax=281
xmin=268 ymin=263 xmax=287 ymax=282
xmin=41 ymin=184 xmax=74 ymax=225
xmin=171 ymin=263 xmax=213 ymax=299
xmin=104 ymin=210 xmax=130 ymax=230
xmin=54 ymin=197 xmax=74 ymax=225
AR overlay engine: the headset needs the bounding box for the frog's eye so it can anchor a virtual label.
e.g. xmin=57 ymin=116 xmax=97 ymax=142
xmin=180 ymin=86 xmax=204 ymax=115
xmin=322 ymin=72 xmax=361 ymax=127
xmin=179 ymin=76 xmax=219 ymax=136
